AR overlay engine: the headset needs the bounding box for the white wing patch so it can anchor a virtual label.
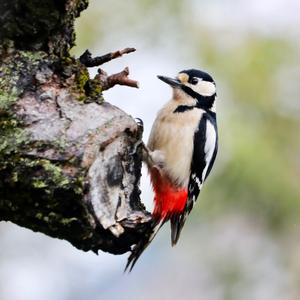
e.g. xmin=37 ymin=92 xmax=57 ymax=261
xmin=202 ymin=120 xmax=217 ymax=181
xmin=189 ymin=172 xmax=203 ymax=202
xmin=191 ymin=173 xmax=202 ymax=190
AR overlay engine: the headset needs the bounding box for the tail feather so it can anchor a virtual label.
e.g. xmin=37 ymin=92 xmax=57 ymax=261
xmin=170 ymin=213 xmax=187 ymax=246
xmin=124 ymin=219 xmax=164 ymax=272
xmin=170 ymin=193 xmax=196 ymax=245
xmin=125 ymin=167 xmax=190 ymax=272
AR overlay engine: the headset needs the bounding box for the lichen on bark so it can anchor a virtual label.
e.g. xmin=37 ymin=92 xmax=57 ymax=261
xmin=0 ymin=0 xmax=151 ymax=255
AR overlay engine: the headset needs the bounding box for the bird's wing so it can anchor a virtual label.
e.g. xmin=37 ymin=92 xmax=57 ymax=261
xmin=171 ymin=112 xmax=218 ymax=245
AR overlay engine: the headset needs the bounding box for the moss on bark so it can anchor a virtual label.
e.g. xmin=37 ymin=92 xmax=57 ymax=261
xmin=0 ymin=0 xmax=151 ymax=255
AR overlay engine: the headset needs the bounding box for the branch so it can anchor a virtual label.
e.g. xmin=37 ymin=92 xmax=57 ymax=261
xmin=97 ymin=67 xmax=139 ymax=91
xmin=0 ymin=0 xmax=152 ymax=256
xmin=79 ymin=48 xmax=136 ymax=67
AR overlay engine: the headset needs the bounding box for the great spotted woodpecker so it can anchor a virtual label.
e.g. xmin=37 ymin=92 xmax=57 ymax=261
xmin=125 ymin=69 xmax=218 ymax=271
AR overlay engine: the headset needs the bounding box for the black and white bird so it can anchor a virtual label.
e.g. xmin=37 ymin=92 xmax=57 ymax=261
xmin=126 ymin=69 xmax=218 ymax=271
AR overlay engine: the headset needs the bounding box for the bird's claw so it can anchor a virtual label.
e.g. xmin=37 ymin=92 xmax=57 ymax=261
xmin=135 ymin=118 xmax=144 ymax=128
xmin=129 ymin=140 xmax=143 ymax=156
xmin=129 ymin=118 xmax=145 ymax=156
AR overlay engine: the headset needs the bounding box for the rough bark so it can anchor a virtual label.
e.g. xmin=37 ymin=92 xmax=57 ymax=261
xmin=0 ymin=0 xmax=152 ymax=255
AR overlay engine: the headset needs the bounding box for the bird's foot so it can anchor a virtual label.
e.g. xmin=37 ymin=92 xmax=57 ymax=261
xmin=129 ymin=140 xmax=144 ymax=156
xmin=135 ymin=117 xmax=144 ymax=128
xmin=129 ymin=118 xmax=145 ymax=156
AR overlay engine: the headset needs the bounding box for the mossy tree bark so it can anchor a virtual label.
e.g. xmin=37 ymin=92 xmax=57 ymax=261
xmin=0 ymin=0 xmax=151 ymax=254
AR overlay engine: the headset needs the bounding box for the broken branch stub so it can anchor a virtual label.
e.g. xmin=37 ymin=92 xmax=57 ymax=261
xmin=97 ymin=67 xmax=139 ymax=91
xmin=79 ymin=48 xmax=136 ymax=67
xmin=79 ymin=48 xmax=139 ymax=91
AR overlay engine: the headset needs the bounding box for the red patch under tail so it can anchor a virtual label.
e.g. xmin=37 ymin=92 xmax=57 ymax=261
xmin=124 ymin=168 xmax=188 ymax=271
xmin=150 ymin=168 xmax=188 ymax=221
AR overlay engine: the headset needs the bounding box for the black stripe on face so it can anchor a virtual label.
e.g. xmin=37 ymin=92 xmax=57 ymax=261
xmin=173 ymin=105 xmax=195 ymax=113
xmin=181 ymin=85 xmax=216 ymax=110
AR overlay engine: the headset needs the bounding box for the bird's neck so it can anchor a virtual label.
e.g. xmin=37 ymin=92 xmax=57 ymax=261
xmin=173 ymin=89 xmax=216 ymax=112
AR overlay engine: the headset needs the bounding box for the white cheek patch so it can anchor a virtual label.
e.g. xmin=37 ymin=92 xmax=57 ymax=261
xmin=194 ymin=81 xmax=216 ymax=96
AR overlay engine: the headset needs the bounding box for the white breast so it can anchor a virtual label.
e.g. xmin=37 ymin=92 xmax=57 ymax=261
xmin=148 ymin=101 xmax=204 ymax=188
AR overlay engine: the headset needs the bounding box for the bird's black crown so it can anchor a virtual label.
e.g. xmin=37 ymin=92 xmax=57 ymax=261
xmin=180 ymin=69 xmax=214 ymax=83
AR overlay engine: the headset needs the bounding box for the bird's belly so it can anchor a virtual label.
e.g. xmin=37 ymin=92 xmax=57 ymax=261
xmin=164 ymin=126 xmax=195 ymax=187
xmin=148 ymin=106 xmax=205 ymax=188
xmin=149 ymin=122 xmax=197 ymax=188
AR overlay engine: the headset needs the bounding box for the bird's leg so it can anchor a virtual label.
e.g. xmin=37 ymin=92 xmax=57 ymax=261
xmin=142 ymin=147 xmax=165 ymax=170
xmin=130 ymin=118 xmax=165 ymax=169
xmin=129 ymin=118 xmax=145 ymax=156
xmin=130 ymin=140 xmax=164 ymax=168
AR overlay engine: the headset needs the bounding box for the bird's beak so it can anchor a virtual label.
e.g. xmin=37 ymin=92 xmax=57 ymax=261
xmin=157 ymin=75 xmax=182 ymax=88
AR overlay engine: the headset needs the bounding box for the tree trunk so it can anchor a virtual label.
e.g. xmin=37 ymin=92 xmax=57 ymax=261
xmin=0 ymin=0 xmax=151 ymax=255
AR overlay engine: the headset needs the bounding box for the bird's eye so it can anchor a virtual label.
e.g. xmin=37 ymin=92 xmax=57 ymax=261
xmin=190 ymin=77 xmax=199 ymax=85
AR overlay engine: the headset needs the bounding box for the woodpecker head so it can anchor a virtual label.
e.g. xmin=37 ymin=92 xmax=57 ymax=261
xmin=157 ymin=69 xmax=217 ymax=111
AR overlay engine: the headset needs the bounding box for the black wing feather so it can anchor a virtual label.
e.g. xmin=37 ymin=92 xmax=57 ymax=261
xmin=170 ymin=113 xmax=218 ymax=244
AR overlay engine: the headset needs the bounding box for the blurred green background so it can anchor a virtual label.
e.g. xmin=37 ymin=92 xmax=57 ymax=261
xmin=1 ymin=1 xmax=300 ymax=299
